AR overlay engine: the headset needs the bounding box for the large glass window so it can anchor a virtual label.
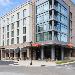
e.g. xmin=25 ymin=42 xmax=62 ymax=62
xmin=61 ymin=24 xmax=67 ymax=33
xmin=57 ymin=32 xmax=60 ymax=41
xmin=36 ymin=34 xmax=39 ymax=42
xmin=61 ymin=34 xmax=67 ymax=42
xmin=56 ymin=13 xmax=60 ymax=21
xmin=44 ymin=22 xmax=49 ymax=31
xmin=37 ymin=25 xmax=43 ymax=32
xmin=44 ymin=11 xmax=49 ymax=21
xmin=36 ymin=33 xmax=43 ymax=41
xmin=61 ymin=6 xmax=67 ymax=16
xmin=55 ymin=2 xmax=61 ymax=12
xmin=55 ymin=22 xmax=60 ymax=31
xmin=44 ymin=32 xmax=48 ymax=41
xmin=49 ymin=32 xmax=52 ymax=40
xmin=37 ymin=14 xmax=43 ymax=23
xmin=44 ymin=1 xmax=49 ymax=11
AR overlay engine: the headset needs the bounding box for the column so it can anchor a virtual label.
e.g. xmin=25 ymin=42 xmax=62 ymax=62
xmin=20 ymin=48 xmax=22 ymax=60
xmin=14 ymin=49 xmax=16 ymax=60
xmin=41 ymin=47 xmax=44 ymax=60
xmin=5 ymin=50 xmax=6 ymax=60
xmin=61 ymin=47 xmax=64 ymax=60
xmin=52 ymin=12 xmax=54 ymax=41
xmin=27 ymin=48 xmax=30 ymax=59
xmin=52 ymin=0 xmax=54 ymax=8
xmin=1 ymin=49 xmax=2 ymax=60
xmin=51 ymin=46 xmax=55 ymax=61
xmin=9 ymin=49 xmax=10 ymax=60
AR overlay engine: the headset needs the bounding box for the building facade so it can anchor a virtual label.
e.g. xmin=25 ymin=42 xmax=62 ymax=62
xmin=0 ymin=0 xmax=74 ymax=61
xmin=0 ymin=1 xmax=33 ymax=60
xmin=64 ymin=0 xmax=75 ymax=58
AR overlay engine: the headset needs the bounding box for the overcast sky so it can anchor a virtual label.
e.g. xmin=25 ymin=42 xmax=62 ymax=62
xmin=0 ymin=0 xmax=75 ymax=16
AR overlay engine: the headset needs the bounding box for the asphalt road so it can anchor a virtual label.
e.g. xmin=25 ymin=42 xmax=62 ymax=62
xmin=0 ymin=61 xmax=75 ymax=75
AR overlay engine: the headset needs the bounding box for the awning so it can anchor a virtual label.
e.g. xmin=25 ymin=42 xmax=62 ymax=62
xmin=10 ymin=49 xmax=14 ymax=53
xmin=21 ymin=47 xmax=27 ymax=52
xmin=32 ymin=43 xmax=41 ymax=47
xmin=5 ymin=49 xmax=9 ymax=53
xmin=15 ymin=47 xmax=20 ymax=53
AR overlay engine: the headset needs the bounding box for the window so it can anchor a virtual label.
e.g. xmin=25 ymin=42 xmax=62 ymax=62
xmin=11 ymin=15 xmax=14 ymax=22
xmin=17 ymin=12 xmax=20 ymax=19
xmin=17 ymin=37 xmax=19 ymax=43
xmin=44 ymin=1 xmax=49 ymax=11
xmin=61 ymin=24 xmax=67 ymax=33
xmin=23 ymin=36 xmax=26 ymax=43
xmin=44 ymin=32 xmax=48 ymax=41
xmin=49 ymin=32 xmax=52 ymax=40
xmin=3 ymin=40 xmax=4 ymax=46
xmin=61 ymin=34 xmax=67 ymax=42
xmin=17 ymin=21 xmax=19 ymax=27
xmin=7 ymin=39 xmax=9 ymax=45
xmin=36 ymin=34 xmax=39 ymax=42
xmin=44 ymin=11 xmax=49 ymax=21
xmin=11 ymin=23 xmax=14 ymax=29
xmin=7 ymin=25 xmax=9 ymax=31
xmin=7 ymin=18 xmax=9 ymax=24
xmin=11 ymin=31 xmax=14 ymax=37
xmin=3 ymin=35 xmax=4 ymax=39
xmin=11 ymin=38 xmax=14 ymax=44
xmin=55 ymin=22 xmax=61 ymax=31
xmin=7 ymin=32 xmax=9 ymax=38
xmin=23 ymin=9 xmax=26 ymax=17
xmin=17 ymin=29 xmax=19 ymax=36
xmin=44 ymin=22 xmax=49 ymax=31
xmin=3 ymin=27 xmax=4 ymax=33
xmin=39 ymin=33 xmax=43 ymax=41
xmin=36 ymin=14 xmax=43 ymax=23
xmin=23 ymin=18 xmax=26 ymax=26
xmin=57 ymin=33 xmax=60 ymax=41
xmin=23 ymin=27 xmax=26 ymax=34
xmin=37 ymin=24 xmax=43 ymax=32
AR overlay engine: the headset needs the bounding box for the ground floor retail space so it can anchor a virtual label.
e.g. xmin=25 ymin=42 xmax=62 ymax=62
xmin=0 ymin=45 xmax=75 ymax=61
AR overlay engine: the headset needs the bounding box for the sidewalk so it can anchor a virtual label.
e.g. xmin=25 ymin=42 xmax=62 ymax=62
xmin=9 ymin=60 xmax=57 ymax=67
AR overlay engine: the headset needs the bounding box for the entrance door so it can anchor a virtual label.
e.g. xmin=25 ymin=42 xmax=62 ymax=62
xmin=22 ymin=52 xmax=27 ymax=60
xmin=36 ymin=48 xmax=41 ymax=60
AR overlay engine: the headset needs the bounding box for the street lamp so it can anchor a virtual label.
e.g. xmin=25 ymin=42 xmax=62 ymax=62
xmin=30 ymin=41 xmax=32 ymax=65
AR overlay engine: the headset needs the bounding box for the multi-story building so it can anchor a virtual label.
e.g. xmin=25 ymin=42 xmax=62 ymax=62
xmin=0 ymin=1 xmax=33 ymax=60
xmin=0 ymin=0 xmax=74 ymax=61
xmin=33 ymin=0 xmax=71 ymax=60
xmin=64 ymin=0 xmax=75 ymax=58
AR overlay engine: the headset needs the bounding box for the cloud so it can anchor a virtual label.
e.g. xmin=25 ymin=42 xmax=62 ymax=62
xmin=0 ymin=0 xmax=12 ymax=6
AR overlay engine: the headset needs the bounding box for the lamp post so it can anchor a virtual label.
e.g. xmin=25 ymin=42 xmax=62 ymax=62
xmin=30 ymin=41 xmax=32 ymax=65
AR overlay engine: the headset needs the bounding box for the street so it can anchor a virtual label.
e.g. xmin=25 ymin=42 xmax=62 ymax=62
xmin=0 ymin=61 xmax=75 ymax=75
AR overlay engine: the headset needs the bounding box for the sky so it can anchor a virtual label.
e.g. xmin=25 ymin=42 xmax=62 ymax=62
xmin=72 ymin=0 xmax=75 ymax=3
xmin=0 ymin=0 xmax=27 ymax=16
xmin=0 ymin=0 xmax=75 ymax=17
